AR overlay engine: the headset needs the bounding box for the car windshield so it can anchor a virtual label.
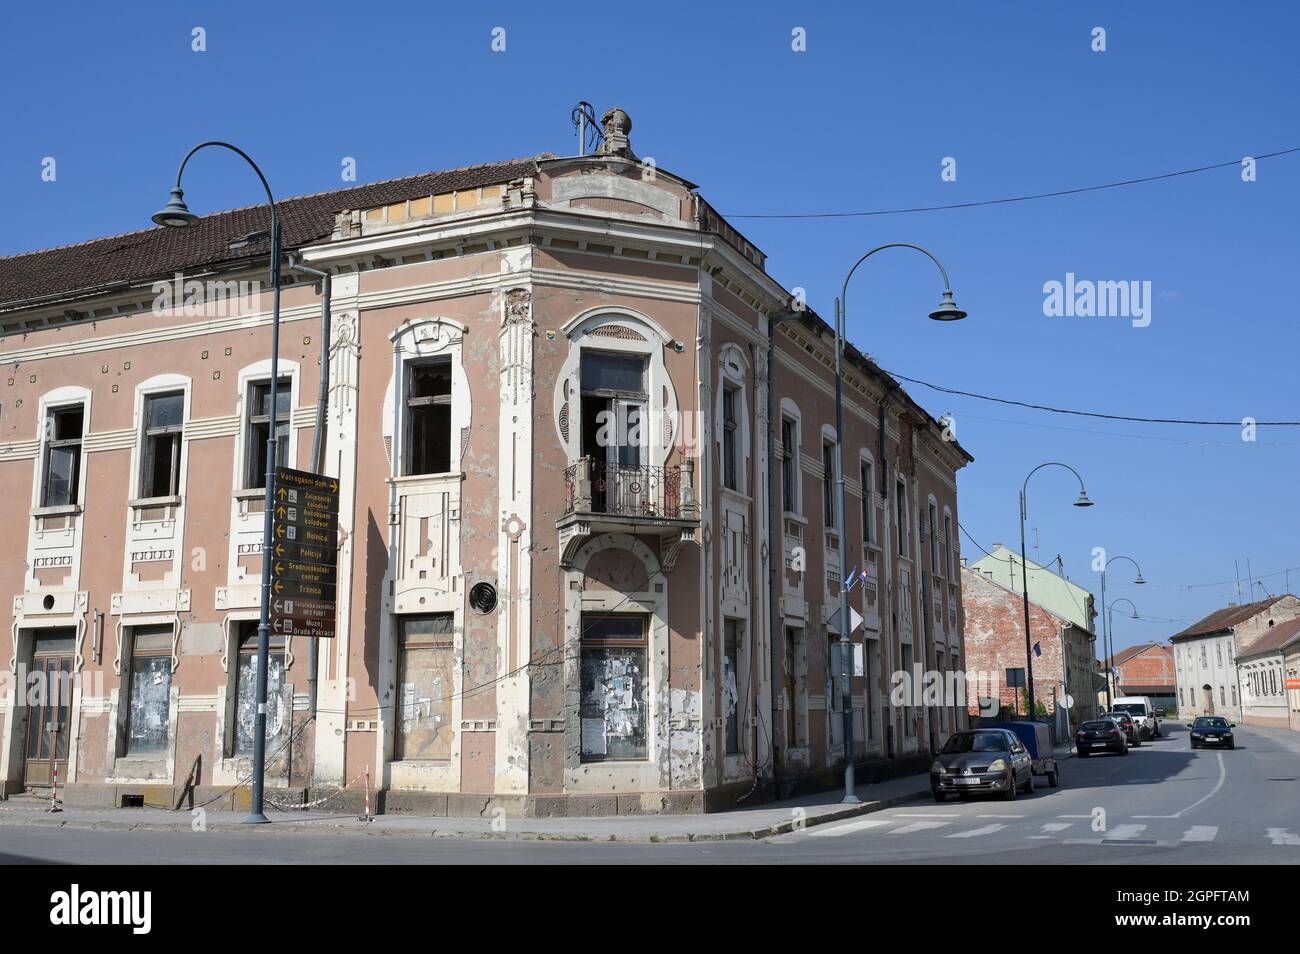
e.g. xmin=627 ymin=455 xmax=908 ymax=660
xmin=1081 ymin=721 xmax=1114 ymax=731
xmin=942 ymin=732 xmax=1009 ymax=753
xmin=1114 ymin=703 xmax=1147 ymax=716
xmin=1193 ymin=717 xmax=1228 ymax=728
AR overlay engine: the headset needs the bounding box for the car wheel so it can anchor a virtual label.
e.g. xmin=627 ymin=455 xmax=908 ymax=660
xmin=1132 ymin=737 xmax=1141 ymax=747
xmin=1078 ymin=750 xmax=1089 ymax=758
xmin=1190 ymin=741 xmax=1197 ymax=749
xmin=1022 ymin=771 xmax=1035 ymax=795
xmin=1119 ymin=745 xmax=1129 ymax=755
xmin=1003 ymin=770 xmax=1018 ymax=800
xmin=1047 ymin=769 xmax=1059 ymax=787
xmin=1228 ymin=741 xmax=1235 ymax=750
xmin=932 ymin=789 xmax=947 ymax=802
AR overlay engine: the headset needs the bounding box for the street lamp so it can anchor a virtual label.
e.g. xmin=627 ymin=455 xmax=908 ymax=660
xmin=153 ymin=141 xmax=283 ymax=825
xmin=1018 ymin=463 xmax=1094 ymax=719
xmin=836 ymin=243 xmax=967 ymax=804
xmin=1099 ymin=557 xmax=1146 ymax=709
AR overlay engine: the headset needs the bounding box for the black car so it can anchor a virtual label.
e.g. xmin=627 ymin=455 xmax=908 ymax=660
xmin=1075 ymin=719 xmax=1128 ymax=756
xmin=1188 ymin=716 xmax=1235 ymax=749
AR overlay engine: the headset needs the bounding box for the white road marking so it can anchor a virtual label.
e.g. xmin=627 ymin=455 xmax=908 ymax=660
xmin=1135 ymin=752 xmax=1226 ymax=819
xmin=978 ymin=814 xmax=1023 ymax=819
xmin=890 ymin=821 xmax=950 ymax=835
xmin=1104 ymin=824 xmax=1147 ymax=840
xmin=1266 ymin=828 xmax=1300 ymax=846
xmin=1181 ymin=826 xmax=1218 ymax=842
xmin=893 ymin=813 xmax=959 ymax=818
xmin=1058 ymin=814 xmax=1092 ymax=819
xmin=807 ymin=818 xmax=892 ymax=838
xmin=947 ymin=823 xmax=1007 ymax=839
xmin=1041 ymin=822 xmax=1072 ymax=833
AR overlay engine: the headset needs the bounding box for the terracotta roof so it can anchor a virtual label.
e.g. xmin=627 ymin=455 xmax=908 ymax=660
xmin=1237 ymin=617 xmax=1300 ymax=659
xmin=1169 ymin=597 xmax=1282 ymax=641
xmin=1103 ymin=642 xmax=1169 ymax=669
xmin=0 ymin=156 xmax=544 ymax=312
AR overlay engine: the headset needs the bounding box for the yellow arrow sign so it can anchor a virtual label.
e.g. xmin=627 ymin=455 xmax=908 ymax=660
xmin=275 ymin=562 xmax=284 ymax=575
xmin=274 ymin=580 xmax=284 ymax=594
xmin=275 ymin=544 xmax=284 ymax=558
xmin=277 ymin=487 xmax=287 ymax=500
xmin=275 ymin=525 xmax=285 ymax=538
xmin=276 ymin=505 xmax=287 ymax=519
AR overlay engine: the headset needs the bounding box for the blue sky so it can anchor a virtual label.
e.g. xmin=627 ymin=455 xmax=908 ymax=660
xmin=4 ymin=1 xmax=1298 ymax=649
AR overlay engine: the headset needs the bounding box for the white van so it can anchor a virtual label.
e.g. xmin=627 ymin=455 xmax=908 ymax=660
xmin=1112 ymin=696 xmax=1160 ymax=739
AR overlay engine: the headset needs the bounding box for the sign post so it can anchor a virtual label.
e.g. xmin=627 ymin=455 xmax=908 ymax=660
xmin=271 ymin=467 xmax=340 ymax=641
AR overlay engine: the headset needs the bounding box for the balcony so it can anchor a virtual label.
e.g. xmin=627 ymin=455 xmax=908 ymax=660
xmin=558 ymin=459 xmax=699 ymax=570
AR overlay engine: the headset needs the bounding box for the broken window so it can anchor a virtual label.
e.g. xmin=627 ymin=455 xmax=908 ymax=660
xmin=721 ymin=385 xmax=739 ymax=491
xmin=394 ymin=614 xmax=455 ymax=760
xmin=723 ymin=618 xmax=741 ymax=754
xmin=232 ymin=622 xmax=287 ymax=757
xmin=41 ymin=405 xmax=84 ymax=507
xmin=405 ymin=358 xmax=452 ymax=475
xmin=124 ymin=625 xmax=173 ymax=755
xmin=781 ymin=417 xmax=798 ymax=514
xmin=579 ymin=613 xmax=648 ymax=762
xmin=139 ymin=391 xmax=184 ymax=498
xmin=244 ymin=379 xmax=290 ymax=489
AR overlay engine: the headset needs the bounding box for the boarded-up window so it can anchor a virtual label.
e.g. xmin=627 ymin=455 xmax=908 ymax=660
xmin=125 ymin=625 xmax=173 ymax=755
xmin=723 ymin=618 xmax=741 ymax=754
xmin=580 ymin=614 xmax=648 ymax=762
xmin=395 ymin=614 xmax=455 ymax=760
xmin=234 ymin=623 xmax=287 ymax=756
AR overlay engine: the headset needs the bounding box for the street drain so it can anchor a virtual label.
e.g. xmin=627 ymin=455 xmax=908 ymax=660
xmin=1101 ymin=838 xmax=1158 ymax=845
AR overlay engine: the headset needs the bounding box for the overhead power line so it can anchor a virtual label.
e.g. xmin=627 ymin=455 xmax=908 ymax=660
xmin=887 ymin=369 xmax=1300 ymax=427
xmin=725 ymin=145 xmax=1300 ymax=219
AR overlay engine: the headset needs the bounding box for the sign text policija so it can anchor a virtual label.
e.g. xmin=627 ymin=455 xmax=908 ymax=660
xmin=270 ymin=466 xmax=340 ymax=639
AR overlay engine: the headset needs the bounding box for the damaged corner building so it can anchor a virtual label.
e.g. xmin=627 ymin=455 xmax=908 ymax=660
xmin=0 ymin=108 xmax=973 ymax=814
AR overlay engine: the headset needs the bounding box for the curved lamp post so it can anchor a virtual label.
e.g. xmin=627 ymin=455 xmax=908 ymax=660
xmin=1099 ymin=556 xmax=1146 ymax=711
xmin=835 ymin=243 xmax=966 ymax=803
xmin=153 ymin=142 xmax=282 ymax=825
xmin=1018 ymin=462 xmax=1093 ymax=718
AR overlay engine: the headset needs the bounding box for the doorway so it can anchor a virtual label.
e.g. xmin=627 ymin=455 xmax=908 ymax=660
xmin=22 ymin=628 xmax=77 ymax=787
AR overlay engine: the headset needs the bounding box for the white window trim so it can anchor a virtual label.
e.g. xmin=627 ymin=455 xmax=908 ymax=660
xmin=233 ymin=360 xmax=300 ymax=495
xmin=32 ymin=385 xmax=92 ymax=514
xmin=858 ymin=448 xmax=877 ymax=546
xmin=384 ymin=318 xmax=471 ymax=480
xmin=129 ymin=374 xmax=192 ymax=506
xmin=715 ymin=343 xmax=751 ymax=497
xmin=779 ymin=398 xmax=803 ymax=518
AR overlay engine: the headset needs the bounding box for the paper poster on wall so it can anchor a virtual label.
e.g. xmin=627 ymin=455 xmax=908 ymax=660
xmin=581 ymin=718 xmax=608 ymax=756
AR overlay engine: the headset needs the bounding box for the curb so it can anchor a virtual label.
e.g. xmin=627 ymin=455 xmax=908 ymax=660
xmin=0 ymin=788 xmax=930 ymax=843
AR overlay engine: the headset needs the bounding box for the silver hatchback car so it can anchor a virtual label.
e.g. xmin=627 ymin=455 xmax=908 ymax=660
xmin=931 ymin=728 xmax=1035 ymax=802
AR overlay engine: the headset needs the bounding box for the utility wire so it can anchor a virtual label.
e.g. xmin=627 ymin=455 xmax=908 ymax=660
xmin=725 ymin=146 xmax=1300 ymax=219
xmin=888 ymin=369 xmax=1300 ymax=427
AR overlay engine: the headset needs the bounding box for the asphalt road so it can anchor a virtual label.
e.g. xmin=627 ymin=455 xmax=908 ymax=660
xmin=2 ymin=722 xmax=1297 ymax=864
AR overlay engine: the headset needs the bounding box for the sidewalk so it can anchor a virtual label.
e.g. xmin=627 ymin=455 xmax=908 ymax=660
xmin=0 ymin=772 xmax=931 ymax=843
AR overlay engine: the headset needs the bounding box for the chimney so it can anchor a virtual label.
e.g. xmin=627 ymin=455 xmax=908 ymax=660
xmin=599 ymin=107 xmax=634 ymax=158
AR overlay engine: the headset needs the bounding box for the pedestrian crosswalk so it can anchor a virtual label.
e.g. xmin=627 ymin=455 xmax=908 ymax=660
xmin=786 ymin=814 xmax=1298 ymax=849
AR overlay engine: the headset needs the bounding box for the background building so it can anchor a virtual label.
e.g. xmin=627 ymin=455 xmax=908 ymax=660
xmin=0 ymin=110 xmax=971 ymax=813
xmin=1171 ymin=595 xmax=1300 ymax=720
xmin=961 ymin=564 xmax=1098 ymax=734
xmin=1102 ymin=642 xmax=1175 ymax=713
xmin=968 ymin=545 xmax=1097 ymax=634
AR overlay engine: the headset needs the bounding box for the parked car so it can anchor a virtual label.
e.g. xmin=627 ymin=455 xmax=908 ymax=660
xmin=1100 ymin=711 xmax=1142 ymax=746
xmin=1188 ymin=716 xmax=1236 ymax=750
xmin=1112 ymin=696 xmax=1160 ymax=739
xmin=1076 ymin=718 xmax=1129 ymax=756
xmin=931 ymin=729 xmax=1035 ymax=801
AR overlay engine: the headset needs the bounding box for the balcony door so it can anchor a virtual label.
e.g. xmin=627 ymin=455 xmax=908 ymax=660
xmin=580 ymin=351 xmax=648 ymax=515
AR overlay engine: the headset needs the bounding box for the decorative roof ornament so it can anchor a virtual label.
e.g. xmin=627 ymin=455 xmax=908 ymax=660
xmin=599 ymin=107 xmax=633 ymax=158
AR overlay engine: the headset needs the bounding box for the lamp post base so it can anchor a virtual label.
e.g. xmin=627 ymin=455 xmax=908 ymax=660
xmin=841 ymin=794 xmax=862 ymax=805
xmin=243 ymin=812 xmax=271 ymax=825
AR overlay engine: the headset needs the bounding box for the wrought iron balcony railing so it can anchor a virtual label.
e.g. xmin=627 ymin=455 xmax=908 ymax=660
xmin=562 ymin=459 xmax=696 ymax=521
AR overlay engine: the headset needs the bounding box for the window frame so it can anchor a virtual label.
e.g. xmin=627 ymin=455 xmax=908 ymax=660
xmin=139 ymin=390 xmax=186 ymax=500
xmin=403 ymin=356 xmax=454 ymax=476
xmin=721 ymin=383 xmax=740 ymax=492
xmin=821 ymin=440 xmax=837 ymax=529
xmin=40 ymin=403 xmax=86 ymax=508
xmin=860 ymin=455 xmax=875 ymax=545
xmin=780 ymin=414 xmax=800 ymax=515
xmin=579 ymin=612 xmax=651 ymax=763
xmin=122 ymin=624 xmax=174 ymax=756
xmin=242 ymin=377 xmax=291 ymax=490
xmin=896 ymin=479 xmax=910 ymax=559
